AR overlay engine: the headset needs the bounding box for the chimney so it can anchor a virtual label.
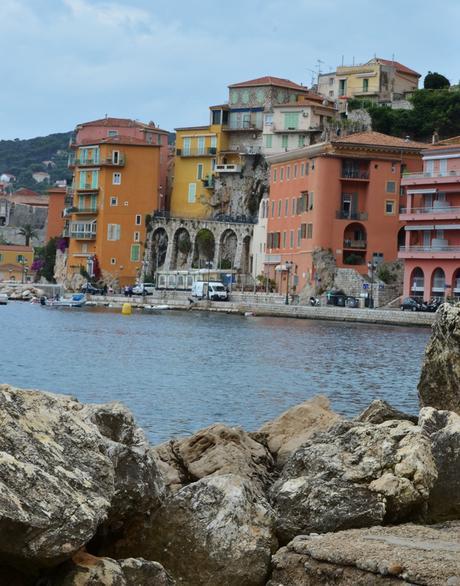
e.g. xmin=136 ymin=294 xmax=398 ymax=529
xmin=432 ymin=131 xmax=439 ymax=144
xmin=405 ymin=136 xmax=410 ymax=142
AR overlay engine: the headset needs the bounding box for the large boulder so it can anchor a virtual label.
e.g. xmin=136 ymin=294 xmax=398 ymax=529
xmin=152 ymin=423 xmax=273 ymax=493
xmin=418 ymin=303 xmax=460 ymax=414
xmin=256 ymin=395 xmax=341 ymax=467
xmin=108 ymin=474 xmax=277 ymax=586
xmin=0 ymin=386 xmax=165 ymax=573
xmin=357 ymin=399 xmax=417 ymax=425
xmin=267 ymin=522 xmax=460 ymax=586
xmin=271 ymin=419 xmax=437 ymax=543
xmin=48 ymin=551 xmax=175 ymax=585
xmin=419 ymin=407 xmax=460 ymax=521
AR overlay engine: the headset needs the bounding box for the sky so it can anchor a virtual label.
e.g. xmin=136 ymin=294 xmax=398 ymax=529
xmin=1 ymin=0 xmax=459 ymax=140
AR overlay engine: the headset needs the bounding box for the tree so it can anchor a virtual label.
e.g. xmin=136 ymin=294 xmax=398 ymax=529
xmin=18 ymin=224 xmax=38 ymax=246
xmin=33 ymin=238 xmax=58 ymax=282
xmin=424 ymin=72 xmax=450 ymax=90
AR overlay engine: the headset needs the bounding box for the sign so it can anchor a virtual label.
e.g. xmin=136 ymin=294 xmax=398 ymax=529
xmin=362 ymin=283 xmax=369 ymax=290
xmin=378 ymin=284 xmax=385 ymax=290
xmin=445 ymin=284 xmax=452 ymax=289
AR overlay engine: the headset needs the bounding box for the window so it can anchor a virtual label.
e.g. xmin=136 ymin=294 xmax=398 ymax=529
xmin=197 ymin=164 xmax=203 ymax=180
xmin=386 ymin=181 xmax=396 ymax=193
xmin=134 ymin=231 xmax=140 ymax=242
xmin=158 ymin=134 xmax=163 ymax=145
xmin=146 ymin=133 xmax=153 ymax=144
xmin=107 ymin=224 xmax=121 ymax=241
xmin=135 ymin=214 xmax=142 ymax=225
xmin=280 ymin=167 xmax=284 ymax=181
xmin=285 ymin=199 xmax=289 ymax=216
xmin=0 ymin=254 xmax=2 ymax=262
xmin=292 ymin=198 xmax=296 ymax=215
xmin=284 ymin=112 xmax=299 ymax=130
xmin=385 ymin=200 xmax=396 ymax=215
xmin=307 ymin=223 xmax=313 ymax=239
xmin=425 ymin=160 xmax=434 ymax=175
xmin=338 ymin=79 xmax=347 ymax=96
xmin=286 ymin=166 xmax=290 ymax=180
xmin=183 ymin=137 xmax=191 ymax=155
xmin=308 ymin=192 xmax=314 ymax=210
xmin=305 ymin=162 xmax=310 ymax=175
xmin=130 ymin=244 xmax=140 ymax=262
xmin=210 ymin=136 xmax=217 ymax=149
xmin=278 ymin=200 xmax=282 ymax=217
xmin=197 ymin=136 xmax=205 ymax=155
xmin=108 ymin=130 xmax=118 ymax=137
xmin=290 ymin=230 xmax=294 ymax=248
xmin=281 ymin=134 xmax=289 ymax=149
xmin=282 ymin=231 xmax=287 ymax=248
xmin=363 ymin=78 xmax=369 ymax=92
xmin=124 ymin=201 xmax=128 ymax=206
xmin=264 ymin=134 xmax=273 ymax=148
xmin=188 ymin=183 xmax=196 ymax=203
xmin=297 ymin=229 xmax=301 ymax=246
xmin=17 ymin=254 xmax=25 ymax=262
xmin=439 ymin=159 xmax=447 ymax=176
xmin=113 ymin=172 xmax=121 ymax=185
xmin=301 ymin=163 xmax=305 ymax=176
xmin=112 ymin=150 xmax=120 ymax=165
xmin=271 ymin=201 xmax=275 ymax=217
xmin=300 ymin=223 xmax=307 ymax=238
xmin=110 ymin=258 xmax=116 ymax=265
xmin=391 ymin=162 xmax=396 ymax=173
xmin=273 ymin=168 xmax=277 ymax=182
xmin=298 ymin=135 xmax=305 ymax=148
xmin=294 ymin=164 xmax=298 ymax=178
xmin=110 ymin=196 xmax=118 ymax=206
xmin=264 ymin=113 xmax=273 ymax=126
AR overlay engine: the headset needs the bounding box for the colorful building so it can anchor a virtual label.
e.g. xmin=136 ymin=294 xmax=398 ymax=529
xmin=399 ymin=137 xmax=460 ymax=300
xmin=46 ymin=186 xmax=66 ymax=240
xmin=66 ymin=118 xmax=166 ymax=287
xmin=0 ymin=244 xmax=34 ymax=282
xmin=317 ymin=58 xmax=420 ymax=111
xmin=265 ymin=131 xmax=424 ymax=293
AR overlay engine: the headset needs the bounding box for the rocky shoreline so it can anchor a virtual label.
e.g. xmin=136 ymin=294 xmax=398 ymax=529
xmin=0 ymin=304 xmax=459 ymax=585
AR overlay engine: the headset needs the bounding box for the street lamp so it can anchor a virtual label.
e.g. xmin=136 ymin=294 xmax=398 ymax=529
xmin=367 ymin=260 xmax=376 ymax=309
xmin=19 ymin=258 xmax=28 ymax=284
xmin=285 ymin=261 xmax=293 ymax=305
xmin=204 ymin=260 xmax=213 ymax=299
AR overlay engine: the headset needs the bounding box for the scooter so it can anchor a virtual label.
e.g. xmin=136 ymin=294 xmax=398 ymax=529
xmin=310 ymin=296 xmax=320 ymax=307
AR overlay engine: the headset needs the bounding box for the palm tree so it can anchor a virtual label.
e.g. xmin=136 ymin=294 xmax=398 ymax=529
xmin=18 ymin=224 xmax=38 ymax=246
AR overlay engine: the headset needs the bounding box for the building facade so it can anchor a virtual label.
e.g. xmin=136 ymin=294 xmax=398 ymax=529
xmin=46 ymin=186 xmax=66 ymax=240
xmin=0 ymin=244 xmax=34 ymax=282
xmin=399 ymin=137 xmax=460 ymax=300
xmin=265 ymin=131 xmax=424 ymax=294
xmin=66 ymin=118 xmax=165 ymax=288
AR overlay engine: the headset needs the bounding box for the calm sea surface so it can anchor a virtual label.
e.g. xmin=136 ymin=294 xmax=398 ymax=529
xmin=0 ymin=302 xmax=431 ymax=444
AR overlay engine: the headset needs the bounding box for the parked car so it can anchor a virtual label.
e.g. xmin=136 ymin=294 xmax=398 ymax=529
xmin=400 ymin=297 xmax=424 ymax=311
xmin=326 ymin=289 xmax=346 ymax=307
xmin=80 ymin=283 xmax=102 ymax=295
xmin=424 ymin=298 xmax=443 ymax=313
xmin=345 ymin=296 xmax=360 ymax=308
xmin=132 ymin=283 xmax=154 ymax=295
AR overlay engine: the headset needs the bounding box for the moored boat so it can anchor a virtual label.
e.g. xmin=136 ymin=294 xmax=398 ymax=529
xmin=0 ymin=293 xmax=8 ymax=305
xmin=41 ymin=293 xmax=87 ymax=308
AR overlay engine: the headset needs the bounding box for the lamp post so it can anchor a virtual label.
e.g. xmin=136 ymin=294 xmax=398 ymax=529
xmin=205 ymin=260 xmax=212 ymax=299
xmin=285 ymin=261 xmax=293 ymax=305
xmin=20 ymin=259 xmax=28 ymax=284
xmin=367 ymin=260 xmax=376 ymax=309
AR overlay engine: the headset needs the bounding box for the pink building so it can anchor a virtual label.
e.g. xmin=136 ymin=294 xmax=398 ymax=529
xmin=72 ymin=117 xmax=170 ymax=210
xmin=399 ymin=137 xmax=460 ymax=301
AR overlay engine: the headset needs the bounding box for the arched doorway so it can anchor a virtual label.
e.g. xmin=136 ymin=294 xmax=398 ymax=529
xmin=397 ymin=227 xmax=405 ymax=250
xmin=410 ymin=267 xmax=424 ymax=299
xmin=343 ymin=222 xmax=367 ymax=265
xmin=192 ymin=229 xmax=215 ymax=268
xmin=219 ymin=229 xmax=237 ymax=269
xmin=171 ymin=227 xmax=192 ymax=269
xmin=150 ymin=228 xmax=168 ymax=272
xmin=431 ymin=267 xmax=445 ymax=299
xmin=453 ymin=267 xmax=460 ymax=299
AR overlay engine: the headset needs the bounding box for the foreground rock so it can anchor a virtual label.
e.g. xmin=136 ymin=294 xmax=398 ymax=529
xmin=0 ymin=385 xmax=164 ymax=573
xmin=257 ymin=395 xmax=341 ymax=467
xmin=357 ymin=399 xmax=418 ymax=425
xmin=419 ymin=407 xmax=460 ymax=521
xmin=418 ymin=303 xmax=460 ymax=414
xmin=48 ymin=551 xmax=174 ymax=585
xmin=271 ymin=419 xmax=437 ymax=543
xmin=109 ymin=474 xmax=277 ymax=586
xmin=152 ymin=423 xmax=273 ymax=493
xmin=267 ymin=522 xmax=460 ymax=585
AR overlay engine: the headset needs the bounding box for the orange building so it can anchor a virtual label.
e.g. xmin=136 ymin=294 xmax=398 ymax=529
xmin=66 ymin=118 xmax=165 ymax=287
xmin=265 ymin=131 xmax=424 ymax=293
xmin=0 ymin=244 xmax=34 ymax=282
xmin=46 ymin=186 xmax=67 ymax=240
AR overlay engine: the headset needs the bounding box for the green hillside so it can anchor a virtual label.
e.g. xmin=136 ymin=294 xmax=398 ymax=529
xmin=0 ymin=132 xmax=73 ymax=193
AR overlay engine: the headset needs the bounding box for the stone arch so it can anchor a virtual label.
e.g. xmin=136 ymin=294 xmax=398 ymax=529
xmin=431 ymin=267 xmax=445 ymax=298
xmin=343 ymin=222 xmax=367 ymax=265
xmin=409 ymin=266 xmax=425 ymax=299
xmin=192 ymin=228 xmax=215 ymax=268
xmin=218 ymin=228 xmax=238 ymax=269
xmin=241 ymin=235 xmax=251 ymax=274
xmin=150 ymin=227 xmax=168 ymax=272
xmin=171 ymin=227 xmax=192 ymax=269
xmin=453 ymin=267 xmax=460 ymax=298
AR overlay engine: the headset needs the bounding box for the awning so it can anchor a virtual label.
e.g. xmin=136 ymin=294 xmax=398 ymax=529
xmin=405 ymin=225 xmax=435 ymax=231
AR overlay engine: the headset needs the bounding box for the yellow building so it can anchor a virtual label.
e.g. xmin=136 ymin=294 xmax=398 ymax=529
xmin=0 ymin=244 xmax=34 ymax=282
xmin=66 ymin=119 xmax=165 ymax=288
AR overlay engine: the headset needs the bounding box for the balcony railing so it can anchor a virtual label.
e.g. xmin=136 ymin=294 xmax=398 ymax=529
xmin=400 ymin=245 xmax=460 ymax=253
xmin=403 ymin=170 xmax=460 ymax=180
xmin=336 ymin=211 xmax=368 ymax=220
xmin=73 ymin=207 xmax=98 ymax=215
xmin=215 ymin=164 xmax=241 ymax=173
xmin=343 ymin=239 xmax=367 ymax=249
xmin=152 ymin=210 xmax=256 ymax=224
xmin=341 ymin=170 xmax=370 ymax=180
xmin=69 ymin=231 xmax=97 ymax=240
xmin=176 ymin=147 xmax=217 ymax=157
xmin=77 ymin=184 xmax=99 ymax=192
xmin=401 ymin=206 xmax=460 ymax=215
xmin=226 ymin=121 xmax=263 ymax=131
xmin=69 ymin=156 xmax=125 ymax=167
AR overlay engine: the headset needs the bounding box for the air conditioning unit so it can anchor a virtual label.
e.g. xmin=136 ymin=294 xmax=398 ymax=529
xmin=302 ymin=111 xmax=309 ymax=117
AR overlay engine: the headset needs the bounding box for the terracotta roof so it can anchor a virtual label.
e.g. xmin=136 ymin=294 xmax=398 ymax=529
xmin=75 ymin=136 xmax=160 ymax=147
xmin=14 ymin=188 xmax=40 ymax=197
xmin=228 ymin=76 xmax=308 ymax=92
xmin=10 ymin=194 xmax=49 ymax=206
xmin=374 ymin=58 xmax=421 ymax=78
xmin=0 ymin=263 xmax=25 ymax=271
xmin=426 ymin=136 xmax=460 ymax=150
xmin=0 ymin=244 xmax=34 ymax=252
xmin=332 ymin=131 xmax=426 ymax=150
xmin=174 ymin=125 xmax=210 ymax=132
xmin=78 ymin=117 xmax=153 ymax=129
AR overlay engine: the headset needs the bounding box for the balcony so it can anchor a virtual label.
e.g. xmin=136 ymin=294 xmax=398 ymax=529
xmin=272 ymin=124 xmax=324 ymax=133
xmin=336 ymin=211 xmax=368 ymax=221
xmin=399 ymin=245 xmax=460 ymax=259
xmin=201 ymin=176 xmax=215 ymax=189
xmin=69 ymin=231 xmax=97 ymax=240
xmin=402 ymin=170 xmax=460 ymax=186
xmin=73 ymin=207 xmax=98 ymax=215
xmin=215 ymin=164 xmax=241 ymax=173
xmin=400 ymin=205 xmax=460 ymax=221
xmin=76 ymin=184 xmax=99 ymax=193
xmin=224 ymin=120 xmax=263 ymax=132
xmin=403 ymin=170 xmax=460 ymax=180
xmin=343 ymin=239 xmax=367 ymax=249
xmin=68 ymin=155 xmax=125 ymax=167
xmin=176 ymin=147 xmax=217 ymax=157
xmin=341 ymin=170 xmax=369 ymax=181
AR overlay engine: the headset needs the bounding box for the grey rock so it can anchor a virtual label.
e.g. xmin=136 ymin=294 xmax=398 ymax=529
xmin=267 ymin=522 xmax=460 ymax=585
xmin=152 ymin=423 xmax=273 ymax=493
xmin=419 ymin=407 xmax=460 ymax=521
xmin=357 ymin=399 xmax=418 ymax=425
xmin=418 ymin=303 xmax=460 ymax=414
xmin=271 ymin=420 xmax=437 ymax=543
xmin=110 ymin=474 xmax=277 ymax=586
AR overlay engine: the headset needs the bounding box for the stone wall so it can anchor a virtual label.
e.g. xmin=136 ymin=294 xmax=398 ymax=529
xmin=334 ymin=268 xmax=401 ymax=307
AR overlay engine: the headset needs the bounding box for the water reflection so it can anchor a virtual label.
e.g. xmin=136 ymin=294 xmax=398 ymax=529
xmin=0 ymin=303 xmax=430 ymax=443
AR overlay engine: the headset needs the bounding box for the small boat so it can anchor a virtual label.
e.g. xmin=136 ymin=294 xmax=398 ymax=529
xmin=0 ymin=293 xmax=8 ymax=305
xmin=143 ymin=304 xmax=170 ymax=312
xmin=41 ymin=293 xmax=87 ymax=308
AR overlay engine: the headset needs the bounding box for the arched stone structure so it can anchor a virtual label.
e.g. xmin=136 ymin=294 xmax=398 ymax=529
xmin=409 ymin=266 xmax=424 ymax=299
xmin=145 ymin=216 xmax=254 ymax=274
xmin=218 ymin=229 xmax=238 ymax=269
xmin=431 ymin=267 xmax=446 ymax=298
xmin=148 ymin=227 xmax=168 ymax=274
xmin=343 ymin=222 xmax=367 ymax=265
xmin=170 ymin=227 xmax=192 ymax=269
xmin=192 ymin=229 xmax=215 ymax=268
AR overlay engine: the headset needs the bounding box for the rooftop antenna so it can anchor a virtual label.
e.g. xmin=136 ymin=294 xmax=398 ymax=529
xmin=317 ymin=59 xmax=324 ymax=76
xmin=341 ymin=55 xmax=344 ymax=66
xmin=306 ymin=68 xmax=316 ymax=87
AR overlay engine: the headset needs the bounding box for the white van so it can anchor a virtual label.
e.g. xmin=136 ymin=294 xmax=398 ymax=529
xmin=191 ymin=280 xmax=228 ymax=301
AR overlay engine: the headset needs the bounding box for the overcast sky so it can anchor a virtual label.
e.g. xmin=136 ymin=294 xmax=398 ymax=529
xmin=1 ymin=0 xmax=458 ymax=140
